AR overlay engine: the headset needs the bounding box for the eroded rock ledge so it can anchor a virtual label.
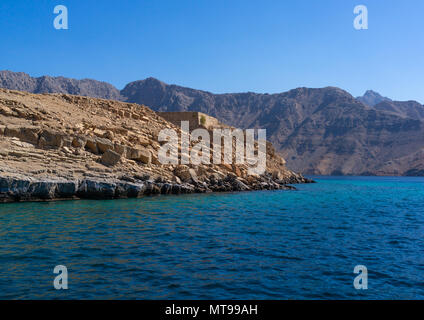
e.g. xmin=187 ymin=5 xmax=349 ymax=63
xmin=0 ymin=173 xmax=312 ymax=203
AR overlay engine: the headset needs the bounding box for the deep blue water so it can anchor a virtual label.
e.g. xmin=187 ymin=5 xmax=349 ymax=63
xmin=0 ymin=176 xmax=424 ymax=299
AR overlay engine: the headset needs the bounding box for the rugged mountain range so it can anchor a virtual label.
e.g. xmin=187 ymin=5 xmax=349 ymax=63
xmin=1 ymin=70 xmax=424 ymax=176
xmin=0 ymin=70 xmax=122 ymax=100
xmin=120 ymin=78 xmax=424 ymax=176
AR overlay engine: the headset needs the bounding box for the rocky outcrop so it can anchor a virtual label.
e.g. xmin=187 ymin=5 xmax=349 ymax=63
xmin=0 ymin=88 xmax=311 ymax=202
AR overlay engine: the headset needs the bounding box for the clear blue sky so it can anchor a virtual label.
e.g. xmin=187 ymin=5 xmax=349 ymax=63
xmin=0 ymin=0 xmax=423 ymax=102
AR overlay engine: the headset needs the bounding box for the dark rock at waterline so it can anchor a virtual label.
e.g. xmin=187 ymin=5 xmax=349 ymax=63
xmin=77 ymin=179 xmax=116 ymax=199
xmin=0 ymin=174 xmax=313 ymax=203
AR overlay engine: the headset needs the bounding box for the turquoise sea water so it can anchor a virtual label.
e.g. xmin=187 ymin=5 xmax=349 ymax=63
xmin=0 ymin=176 xmax=424 ymax=299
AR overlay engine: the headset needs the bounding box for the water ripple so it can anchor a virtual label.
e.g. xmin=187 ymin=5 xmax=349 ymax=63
xmin=1 ymin=176 xmax=424 ymax=299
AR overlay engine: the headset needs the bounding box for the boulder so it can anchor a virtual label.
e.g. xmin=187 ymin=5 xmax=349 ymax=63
xmin=0 ymin=125 xmax=5 ymax=136
xmin=85 ymin=138 xmax=99 ymax=153
xmin=101 ymin=149 xmax=122 ymax=167
xmin=4 ymin=126 xmax=40 ymax=145
xmin=173 ymin=165 xmax=199 ymax=183
xmin=103 ymin=130 xmax=114 ymax=140
xmin=231 ymin=178 xmax=250 ymax=191
xmin=19 ymin=126 xmax=40 ymax=145
xmin=173 ymin=165 xmax=191 ymax=182
xmin=72 ymin=136 xmax=87 ymax=148
xmin=0 ymin=104 xmax=14 ymax=117
xmin=38 ymin=129 xmax=63 ymax=149
xmin=138 ymin=137 xmax=150 ymax=147
xmin=114 ymin=143 xmax=127 ymax=156
xmin=127 ymin=147 xmax=151 ymax=164
xmin=96 ymin=137 xmax=114 ymax=154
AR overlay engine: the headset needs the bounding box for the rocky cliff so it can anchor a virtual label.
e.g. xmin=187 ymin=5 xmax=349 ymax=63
xmin=0 ymin=88 xmax=310 ymax=202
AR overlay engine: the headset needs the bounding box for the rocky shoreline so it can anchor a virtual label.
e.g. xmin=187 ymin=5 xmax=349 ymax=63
xmin=0 ymin=88 xmax=313 ymax=203
xmin=0 ymin=173 xmax=313 ymax=203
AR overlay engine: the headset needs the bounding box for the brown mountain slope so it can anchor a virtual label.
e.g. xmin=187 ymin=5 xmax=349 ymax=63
xmin=121 ymin=80 xmax=424 ymax=176
xmin=372 ymin=100 xmax=424 ymax=120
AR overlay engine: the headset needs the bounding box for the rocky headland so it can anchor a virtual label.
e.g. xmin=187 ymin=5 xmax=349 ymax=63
xmin=0 ymin=88 xmax=312 ymax=202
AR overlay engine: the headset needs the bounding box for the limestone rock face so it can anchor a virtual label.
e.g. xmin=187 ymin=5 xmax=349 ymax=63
xmin=0 ymin=88 xmax=311 ymax=202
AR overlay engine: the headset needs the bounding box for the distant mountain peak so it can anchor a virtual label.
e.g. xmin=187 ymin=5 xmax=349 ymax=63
xmin=138 ymin=77 xmax=166 ymax=85
xmin=357 ymin=90 xmax=392 ymax=106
